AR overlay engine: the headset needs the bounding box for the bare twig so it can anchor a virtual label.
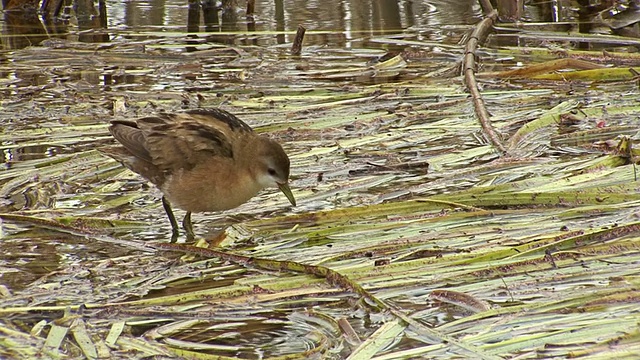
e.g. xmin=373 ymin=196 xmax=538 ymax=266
xmin=291 ymin=25 xmax=306 ymax=56
xmin=246 ymin=0 xmax=255 ymax=17
xmin=463 ymin=9 xmax=505 ymax=154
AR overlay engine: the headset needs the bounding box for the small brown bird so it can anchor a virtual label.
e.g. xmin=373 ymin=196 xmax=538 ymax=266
xmin=102 ymin=108 xmax=296 ymax=241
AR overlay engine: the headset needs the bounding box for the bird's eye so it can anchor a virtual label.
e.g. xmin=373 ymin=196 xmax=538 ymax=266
xmin=268 ymin=168 xmax=277 ymax=176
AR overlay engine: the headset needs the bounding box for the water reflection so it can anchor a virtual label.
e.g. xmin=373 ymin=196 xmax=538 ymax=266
xmin=0 ymin=232 xmax=62 ymax=292
xmin=75 ymin=0 xmax=109 ymax=43
xmin=3 ymin=145 xmax=59 ymax=162
xmin=1 ymin=9 xmax=49 ymax=49
xmin=2 ymin=0 xmax=637 ymax=51
xmin=1 ymin=0 xmax=486 ymax=50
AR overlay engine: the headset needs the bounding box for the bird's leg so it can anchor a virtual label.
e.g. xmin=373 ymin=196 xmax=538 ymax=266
xmin=182 ymin=211 xmax=195 ymax=241
xmin=162 ymin=196 xmax=180 ymax=242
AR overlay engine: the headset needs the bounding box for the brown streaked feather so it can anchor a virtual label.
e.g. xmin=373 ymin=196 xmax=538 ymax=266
xmin=140 ymin=116 xmax=226 ymax=171
xmin=185 ymin=108 xmax=253 ymax=133
xmin=110 ymin=109 xmax=255 ymax=173
xmin=100 ymin=146 xmax=166 ymax=186
xmin=108 ymin=120 xmax=152 ymax=163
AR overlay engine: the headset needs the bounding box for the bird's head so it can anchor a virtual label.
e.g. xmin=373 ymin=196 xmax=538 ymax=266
xmin=251 ymin=137 xmax=296 ymax=207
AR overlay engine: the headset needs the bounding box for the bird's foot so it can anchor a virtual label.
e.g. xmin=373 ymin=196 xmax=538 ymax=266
xmin=183 ymin=212 xmax=195 ymax=241
xmin=163 ymin=196 xmax=182 ymax=242
xmin=170 ymin=228 xmax=180 ymax=243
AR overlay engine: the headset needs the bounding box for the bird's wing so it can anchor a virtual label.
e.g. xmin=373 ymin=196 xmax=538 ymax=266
xmin=136 ymin=109 xmax=254 ymax=171
xmin=108 ymin=120 xmax=153 ymax=163
xmin=185 ymin=108 xmax=254 ymax=133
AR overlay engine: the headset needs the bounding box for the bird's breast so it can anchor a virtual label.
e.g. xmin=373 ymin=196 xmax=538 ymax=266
xmin=161 ymin=163 xmax=263 ymax=213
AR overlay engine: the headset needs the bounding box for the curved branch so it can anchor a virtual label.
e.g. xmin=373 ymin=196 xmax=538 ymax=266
xmin=463 ymin=9 xmax=506 ymax=154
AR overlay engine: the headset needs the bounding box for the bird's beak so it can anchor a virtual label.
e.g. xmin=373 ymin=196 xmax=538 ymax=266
xmin=277 ymin=182 xmax=296 ymax=207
